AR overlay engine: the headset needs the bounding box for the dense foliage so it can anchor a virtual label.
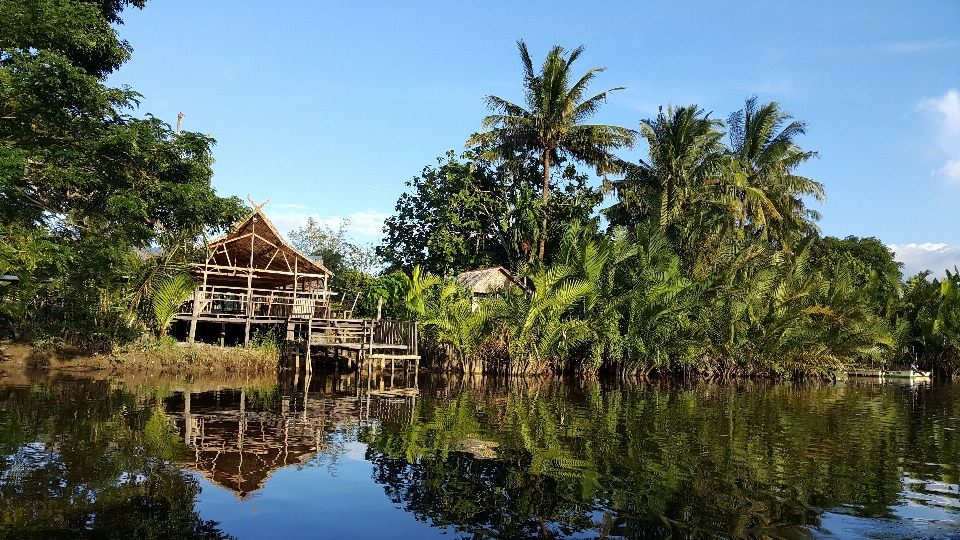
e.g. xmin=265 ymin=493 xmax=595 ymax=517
xmin=0 ymin=0 xmax=246 ymax=347
xmin=370 ymin=47 xmax=959 ymax=378
xmin=0 ymin=2 xmax=955 ymax=378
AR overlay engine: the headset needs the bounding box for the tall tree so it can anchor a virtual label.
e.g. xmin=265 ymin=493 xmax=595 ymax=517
xmin=605 ymin=105 xmax=731 ymax=273
xmin=467 ymin=40 xmax=635 ymax=261
xmin=378 ymin=150 xmax=599 ymax=275
xmin=0 ymin=0 xmax=245 ymax=343
xmin=726 ymin=97 xmax=823 ymax=247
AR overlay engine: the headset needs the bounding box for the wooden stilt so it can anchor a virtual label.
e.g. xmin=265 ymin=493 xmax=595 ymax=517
xmin=306 ymin=322 xmax=312 ymax=374
xmin=188 ymin=288 xmax=200 ymax=343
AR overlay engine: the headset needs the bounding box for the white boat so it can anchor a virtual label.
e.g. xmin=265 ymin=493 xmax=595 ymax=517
xmin=847 ymin=367 xmax=885 ymax=377
xmin=883 ymin=368 xmax=931 ymax=379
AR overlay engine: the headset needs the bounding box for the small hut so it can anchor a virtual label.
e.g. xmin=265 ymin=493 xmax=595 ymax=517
xmin=178 ymin=204 xmax=334 ymax=345
xmin=456 ymin=266 xmax=525 ymax=295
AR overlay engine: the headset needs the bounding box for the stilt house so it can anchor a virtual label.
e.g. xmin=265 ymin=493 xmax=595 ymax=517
xmin=175 ymin=203 xmax=419 ymax=370
xmin=179 ymin=207 xmax=334 ymax=345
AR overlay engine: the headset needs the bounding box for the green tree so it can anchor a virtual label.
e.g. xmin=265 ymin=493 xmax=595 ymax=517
xmin=898 ymin=269 xmax=960 ymax=373
xmin=0 ymin=0 xmax=245 ymax=343
xmin=811 ymin=236 xmax=904 ymax=319
xmin=379 ymin=151 xmax=600 ymax=275
xmin=605 ymin=105 xmax=731 ymax=275
xmin=726 ymin=96 xmax=823 ymax=247
xmin=288 ymin=217 xmax=380 ymax=277
xmin=467 ymin=40 xmax=635 ymax=261
xmin=151 ymin=273 xmax=194 ymax=337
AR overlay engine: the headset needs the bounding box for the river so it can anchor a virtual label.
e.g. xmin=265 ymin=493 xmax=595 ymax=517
xmin=0 ymin=369 xmax=958 ymax=539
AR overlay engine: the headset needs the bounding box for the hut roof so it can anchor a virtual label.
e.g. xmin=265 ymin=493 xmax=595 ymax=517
xmin=197 ymin=208 xmax=332 ymax=288
xmin=456 ymin=266 xmax=524 ymax=294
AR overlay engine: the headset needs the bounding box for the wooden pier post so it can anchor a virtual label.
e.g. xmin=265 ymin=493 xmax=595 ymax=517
xmin=305 ymin=322 xmax=312 ymax=374
xmin=188 ymin=288 xmax=200 ymax=343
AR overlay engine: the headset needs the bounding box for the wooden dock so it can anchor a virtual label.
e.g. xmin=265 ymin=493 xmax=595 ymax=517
xmin=286 ymin=318 xmax=420 ymax=374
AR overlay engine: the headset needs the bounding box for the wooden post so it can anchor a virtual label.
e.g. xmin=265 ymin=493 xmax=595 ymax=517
xmin=368 ymin=320 xmax=374 ymax=357
xmin=184 ymin=391 xmax=192 ymax=446
xmin=190 ymin=258 xmax=210 ymax=344
xmin=413 ymin=322 xmax=418 ymax=357
xmin=306 ymin=322 xmax=312 ymax=374
xmin=244 ymin=216 xmax=256 ymax=347
xmin=376 ymin=296 xmax=382 ymax=321
xmin=219 ymin=322 xmax=226 ymax=347
xmin=188 ymin=288 xmax=200 ymax=343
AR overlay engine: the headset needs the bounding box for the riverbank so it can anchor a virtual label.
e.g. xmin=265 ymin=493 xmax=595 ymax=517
xmin=0 ymin=339 xmax=279 ymax=381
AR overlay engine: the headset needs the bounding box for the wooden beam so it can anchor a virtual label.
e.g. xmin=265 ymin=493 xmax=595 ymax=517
xmin=214 ymin=232 xmax=255 ymax=246
xmin=265 ymin=247 xmax=281 ymax=270
xmin=221 ymin=243 xmax=233 ymax=268
xmin=215 ymin=231 xmax=279 ymax=251
xmin=189 ymin=263 xmax=329 ymax=278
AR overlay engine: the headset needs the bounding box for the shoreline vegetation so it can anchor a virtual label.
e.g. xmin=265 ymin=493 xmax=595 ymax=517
xmin=0 ymin=339 xmax=280 ymax=381
xmin=2 ymin=3 xmax=959 ymax=381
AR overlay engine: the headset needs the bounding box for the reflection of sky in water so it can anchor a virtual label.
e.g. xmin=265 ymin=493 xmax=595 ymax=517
xmin=4 ymin=377 xmax=960 ymax=539
xmin=193 ymin=442 xmax=445 ymax=540
xmin=815 ymin=454 xmax=960 ymax=538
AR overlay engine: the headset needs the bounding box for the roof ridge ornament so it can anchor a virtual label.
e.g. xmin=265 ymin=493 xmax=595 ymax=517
xmin=246 ymin=195 xmax=271 ymax=211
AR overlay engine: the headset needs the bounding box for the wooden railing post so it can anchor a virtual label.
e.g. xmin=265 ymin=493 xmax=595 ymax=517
xmin=188 ymin=288 xmax=200 ymax=343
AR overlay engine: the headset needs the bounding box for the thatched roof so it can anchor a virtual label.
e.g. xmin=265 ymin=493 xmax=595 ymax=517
xmin=197 ymin=208 xmax=332 ymax=289
xmin=456 ymin=266 xmax=525 ymax=294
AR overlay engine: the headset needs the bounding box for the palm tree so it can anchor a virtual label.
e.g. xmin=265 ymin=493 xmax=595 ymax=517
xmin=605 ymin=105 xmax=732 ymax=272
xmin=608 ymin=105 xmax=727 ymax=227
xmin=467 ymin=40 xmax=636 ymax=261
xmin=151 ymin=273 xmax=195 ymax=338
xmin=726 ymin=97 xmax=824 ymax=247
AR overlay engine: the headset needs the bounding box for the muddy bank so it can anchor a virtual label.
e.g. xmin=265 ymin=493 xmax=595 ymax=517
xmin=0 ymin=340 xmax=280 ymax=386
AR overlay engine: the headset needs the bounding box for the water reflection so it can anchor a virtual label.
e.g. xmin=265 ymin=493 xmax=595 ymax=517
xmin=0 ymin=381 xmax=234 ymax=539
xmin=1 ymin=372 xmax=959 ymax=539
xmin=167 ymin=373 xmax=373 ymax=497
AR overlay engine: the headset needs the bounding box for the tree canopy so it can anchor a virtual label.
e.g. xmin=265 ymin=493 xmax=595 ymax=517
xmin=467 ymin=41 xmax=635 ymax=260
xmin=0 ymin=0 xmax=245 ymax=345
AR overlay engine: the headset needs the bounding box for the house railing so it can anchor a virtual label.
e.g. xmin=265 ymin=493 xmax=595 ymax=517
xmin=178 ymin=285 xmax=334 ymax=320
xmin=309 ymin=318 xmax=418 ymax=353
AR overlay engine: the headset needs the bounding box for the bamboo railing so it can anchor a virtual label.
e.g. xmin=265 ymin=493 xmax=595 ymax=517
xmin=178 ymin=285 xmax=334 ymax=320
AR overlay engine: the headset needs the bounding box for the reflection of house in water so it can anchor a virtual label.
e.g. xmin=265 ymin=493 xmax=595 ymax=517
xmin=165 ymin=372 xmax=418 ymax=498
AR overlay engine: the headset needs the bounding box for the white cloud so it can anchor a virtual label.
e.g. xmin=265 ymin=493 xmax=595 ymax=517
xmin=880 ymin=40 xmax=960 ymax=54
xmin=343 ymin=210 xmax=390 ymax=238
xmin=263 ymin=211 xmax=314 ymax=235
xmin=920 ymin=89 xmax=960 ymax=182
xmin=343 ymin=441 xmax=368 ymax=461
xmin=263 ymin=209 xmax=390 ymax=242
xmin=887 ymin=242 xmax=960 ymax=278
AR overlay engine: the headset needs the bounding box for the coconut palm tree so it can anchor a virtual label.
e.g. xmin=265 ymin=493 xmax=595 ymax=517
xmin=726 ymin=97 xmax=824 ymax=247
xmin=605 ymin=105 xmax=733 ymax=274
xmin=467 ymin=40 xmax=636 ymax=261
xmin=608 ymin=105 xmax=727 ymax=228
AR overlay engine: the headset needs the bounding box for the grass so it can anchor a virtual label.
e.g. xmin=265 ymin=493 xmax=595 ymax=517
xmin=114 ymin=336 xmax=281 ymax=374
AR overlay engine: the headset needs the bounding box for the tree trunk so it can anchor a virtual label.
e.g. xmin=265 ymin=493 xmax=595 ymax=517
xmin=538 ymin=150 xmax=551 ymax=261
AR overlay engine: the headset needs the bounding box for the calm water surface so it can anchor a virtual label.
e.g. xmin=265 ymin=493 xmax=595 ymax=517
xmin=1 ymin=371 xmax=959 ymax=539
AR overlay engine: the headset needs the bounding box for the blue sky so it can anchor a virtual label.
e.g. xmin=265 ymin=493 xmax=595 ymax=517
xmin=107 ymin=1 xmax=960 ymax=276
